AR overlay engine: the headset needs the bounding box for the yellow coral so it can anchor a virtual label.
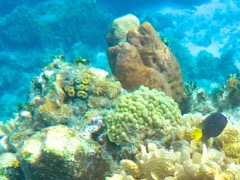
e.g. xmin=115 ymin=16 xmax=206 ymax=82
xmin=107 ymin=143 xmax=240 ymax=180
xmin=76 ymin=84 xmax=88 ymax=91
xmin=223 ymin=143 xmax=240 ymax=159
xmin=54 ymin=74 xmax=66 ymax=102
xmin=215 ymin=125 xmax=240 ymax=163
xmin=120 ymin=160 xmax=141 ymax=179
xmin=77 ymin=91 xmax=88 ymax=99
xmin=217 ymin=127 xmax=240 ymax=144
xmin=81 ymin=69 xmax=94 ymax=85
xmin=227 ymin=76 xmax=239 ymax=88
xmin=64 ymin=85 xmax=75 ymax=97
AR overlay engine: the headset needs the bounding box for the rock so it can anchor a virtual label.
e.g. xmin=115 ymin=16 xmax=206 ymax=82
xmin=17 ymin=125 xmax=110 ymax=180
xmin=107 ymin=14 xmax=140 ymax=46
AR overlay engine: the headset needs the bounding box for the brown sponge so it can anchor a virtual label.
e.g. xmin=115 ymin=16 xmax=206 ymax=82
xmin=107 ymin=15 xmax=184 ymax=102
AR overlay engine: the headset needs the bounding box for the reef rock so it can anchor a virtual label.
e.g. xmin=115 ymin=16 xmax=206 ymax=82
xmin=107 ymin=14 xmax=184 ymax=102
xmin=17 ymin=125 xmax=110 ymax=180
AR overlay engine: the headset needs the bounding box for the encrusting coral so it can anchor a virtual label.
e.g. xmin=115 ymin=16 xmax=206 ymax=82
xmin=105 ymin=85 xmax=181 ymax=145
xmin=107 ymin=14 xmax=184 ymax=102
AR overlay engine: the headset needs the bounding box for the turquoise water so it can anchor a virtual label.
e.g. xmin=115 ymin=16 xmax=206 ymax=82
xmin=0 ymin=0 xmax=239 ymax=121
xmin=0 ymin=1 xmax=240 ymax=179
xmin=0 ymin=2 xmax=239 ymax=119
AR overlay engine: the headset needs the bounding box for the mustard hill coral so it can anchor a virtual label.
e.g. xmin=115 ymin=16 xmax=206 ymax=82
xmin=105 ymin=86 xmax=181 ymax=145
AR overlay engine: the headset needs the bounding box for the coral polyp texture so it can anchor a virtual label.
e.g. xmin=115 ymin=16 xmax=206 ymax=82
xmin=107 ymin=143 xmax=240 ymax=180
xmin=105 ymin=86 xmax=181 ymax=145
xmin=107 ymin=14 xmax=184 ymax=102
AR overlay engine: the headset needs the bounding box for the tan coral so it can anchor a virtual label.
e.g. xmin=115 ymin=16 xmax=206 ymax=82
xmin=37 ymin=95 xmax=72 ymax=118
xmin=88 ymin=96 xmax=107 ymax=108
xmin=120 ymin=160 xmax=141 ymax=179
xmin=91 ymin=79 xmax=121 ymax=99
xmin=107 ymin=142 xmax=239 ymax=180
xmin=216 ymin=124 xmax=240 ymax=163
xmin=54 ymin=74 xmax=66 ymax=102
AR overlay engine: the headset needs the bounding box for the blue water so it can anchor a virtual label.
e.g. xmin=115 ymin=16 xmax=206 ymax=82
xmin=0 ymin=0 xmax=239 ymax=121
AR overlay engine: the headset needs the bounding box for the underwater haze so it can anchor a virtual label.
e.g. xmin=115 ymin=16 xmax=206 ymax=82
xmin=0 ymin=0 xmax=239 ymax=121
xmin=0 ymin=0 xmax=240 ymax=179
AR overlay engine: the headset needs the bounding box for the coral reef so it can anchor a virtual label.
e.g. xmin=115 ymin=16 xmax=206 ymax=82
xmin=0 ymin=1 xmax=113 ymax=50
xmin=105 ymin=86 xmax=181 ymax=145
xmin=211 ymin=73 xmax=240 ymax=111
xmin=1 ymin=11 xmax=240 ymax=180
xmin=0 ymin=119 xmax=16 ymax=136
xmin=2 ymin=56 xmax=122 ymax=154
xmin=181 ymin=81 xmax=216 ymax=114
xmin=107 ymin=143 xmax=240 ymax=180
xmin=17 ymin=125 xmax=110 ymax=180
xmin=107 ymin=14 xmax=184 ymax=102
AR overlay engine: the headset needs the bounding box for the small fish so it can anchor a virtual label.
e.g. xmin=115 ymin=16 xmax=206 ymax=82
xmin=194 ymin=112 xmax=228 ymax=142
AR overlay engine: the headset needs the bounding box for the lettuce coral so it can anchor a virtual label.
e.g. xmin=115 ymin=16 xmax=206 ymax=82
xmin=105 ymin=86 xmax=181 ymax=145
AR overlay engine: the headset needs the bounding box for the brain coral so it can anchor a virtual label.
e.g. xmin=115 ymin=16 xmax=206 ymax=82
xmin=107 ymin=14 xmax=184 ymax=102
xmin=105 ymin=86 xmax=181 ymax=145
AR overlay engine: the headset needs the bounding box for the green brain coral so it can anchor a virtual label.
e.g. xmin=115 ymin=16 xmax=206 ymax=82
xmin=105 ymin=86 xmax=181 ymax=145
